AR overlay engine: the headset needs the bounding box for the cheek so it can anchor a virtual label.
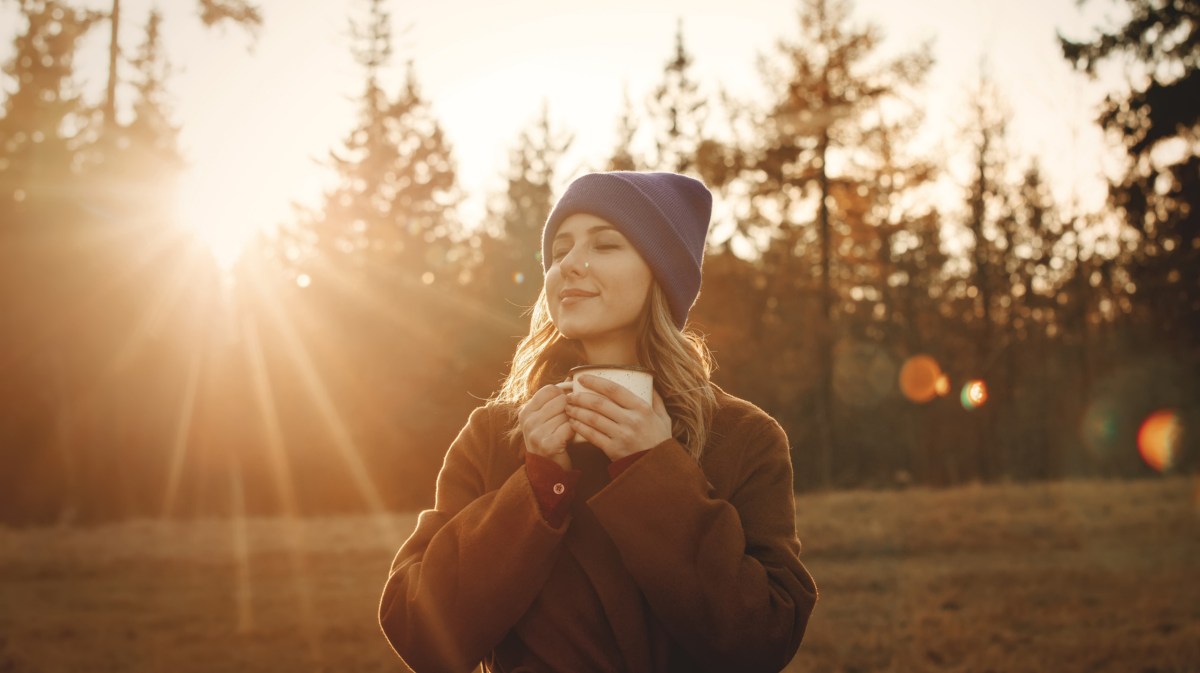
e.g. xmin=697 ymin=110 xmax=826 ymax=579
xmin=544 ymin=268 xmax=561 ymax=294
xmin=544 ymin=270 xmax=562 ymax=320
xmin=627 ymin=264 xmax=654 ymax=305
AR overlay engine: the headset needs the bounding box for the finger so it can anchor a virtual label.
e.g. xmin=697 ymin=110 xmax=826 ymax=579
xmin=550 ymin=417 xmax=575 ymax=445
xmin=567 ymin=390 xmax=623 ymax=425
xmin=569 ymin=417 xmax=609 ymax=449
xmin=525 ymin=395 xmax=569 ymax=436
xmin=577 ymin=375 xmax=646 ymax=410
xmin=566 ymin=400 xmax=622 ymax=438
xmin=529 ymin=383 xmax=567 ymax=410
xmin=523 ymin=386 xmax=567 ymax=424
xmin=523 ymin=400 xmax=568 ymax=448
xmin=531 ymin=416 xmax=571 ymax=452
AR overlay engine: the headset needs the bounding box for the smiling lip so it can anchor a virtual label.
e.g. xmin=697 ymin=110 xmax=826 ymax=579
xmin=559 ymin=289 xmax=598 ymax=304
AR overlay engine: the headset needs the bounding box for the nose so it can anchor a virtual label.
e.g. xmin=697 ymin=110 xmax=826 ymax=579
xmin=559 ymin=247 xmax=588 ymax=277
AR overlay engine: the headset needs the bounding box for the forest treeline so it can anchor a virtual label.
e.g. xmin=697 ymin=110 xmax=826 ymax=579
xmin=0 ymin=0 xmax=1196 ymax=524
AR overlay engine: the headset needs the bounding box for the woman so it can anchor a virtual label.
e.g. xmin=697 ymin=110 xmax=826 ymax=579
xmin=379 ymin=171 xmax=818 ymax=673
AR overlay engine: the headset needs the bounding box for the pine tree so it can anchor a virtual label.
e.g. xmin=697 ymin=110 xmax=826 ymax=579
xmin=1061 ymin=0 xmax=1199 ymax=351
xmin=89 ymin=8 xmax=184 ymax=223
xmin=644 ymin=20 xmax=709 ymax=173
xmin=842 ymin=91 xmax=936 ymax=342
xmin=302 ymin=0 xmax=460 ymax=284
xmin=751 ymin=0 xmax=933 ymax=487
xmin=0 ymin=0 xmax=101 ymax=228
xmin=959 ymin=73 xmax=1017 ymax=481
xmin=962 ymin=74 xmax=1010 ymax=360
xmin=100 ymin=0 xmax=261 ymax=131
xmin=481 ymin=102 xmax=573 ymax=310
xmin=606 ymin=87 xmax=642 ymax=172
xmin=0 ymin=0 xmax=106 ymax=522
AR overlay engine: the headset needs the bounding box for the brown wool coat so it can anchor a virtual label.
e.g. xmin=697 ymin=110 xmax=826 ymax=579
xmin=379 ymin=388 xmax=818 ymax=673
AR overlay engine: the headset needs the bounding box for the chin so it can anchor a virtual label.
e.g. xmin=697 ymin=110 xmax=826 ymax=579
xmin=553 ymin=320 xmax=587 ymax=340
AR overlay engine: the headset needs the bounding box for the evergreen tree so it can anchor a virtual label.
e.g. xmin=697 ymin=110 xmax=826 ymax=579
xmin=100 ymin=0 xmax=261 ymax=131
xmin=0 ymin=0 xmax=106 ymax=522
xmin=958 ymin=73 xmax=1019 ymax=481
xmin=750 ymin=0 xmax=933 ymax=487
xmin=1009 ymin=162 xmax=1074 ymax=479
xmin=480 ymin=102 xmax=573 ymax=310
xmin=961 ymin=74 xmax=1010 ymax=355
xmin=840 ymin=90 xmax=936 ymax=342
xmin=606 ymin=87 xmax=642 ymax=172
xmin=0 ymin=0 xmax=101 ymax=228
xmin=89 ymin=8 xmax=184 ymax=223
xmin=1061 ymin=0 xmax=1199 ymax=351
xmin=644 ymin=20 xmax=709 ymax=173
xmin=302 ymin=0 xmax=460 ymax=284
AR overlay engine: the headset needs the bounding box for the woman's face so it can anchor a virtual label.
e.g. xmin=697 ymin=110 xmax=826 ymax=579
xmin=545 ymin=213 xmax=653 ymax=358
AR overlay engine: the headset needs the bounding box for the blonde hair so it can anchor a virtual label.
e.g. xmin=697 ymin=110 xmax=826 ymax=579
xmin=492 ymin=283 xmax=717 ymax=459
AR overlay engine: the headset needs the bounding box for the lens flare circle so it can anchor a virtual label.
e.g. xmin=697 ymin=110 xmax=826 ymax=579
xmin=961 ymin=380 xmax=988 ymax=410
xmin=1137 ymin=409 xmax=1182 ymax=472
xmin=899 ymin=355 xmax=944 ymax=404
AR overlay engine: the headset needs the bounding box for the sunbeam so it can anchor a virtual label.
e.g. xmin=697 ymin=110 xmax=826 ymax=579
xmin=161 ymin=344 xmax=203 ymax=518
xmin=0 ymin=222 xmax=192 ymax=374
xmin=241 ymin=306 xmax=326 ymax=662
xmin=241 ymin=311 xmax=299 ymax=516
xmin=106 ymin=241 xmax=210 ymax=377
xmin=229 ymin=463 xmax=255 ymax=634
xmin=246 ymin=264 xmax=396 ymax=541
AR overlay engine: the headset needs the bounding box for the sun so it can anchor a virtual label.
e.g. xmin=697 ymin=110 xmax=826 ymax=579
xmin=174 ymin=166 xmax=277 ymax=270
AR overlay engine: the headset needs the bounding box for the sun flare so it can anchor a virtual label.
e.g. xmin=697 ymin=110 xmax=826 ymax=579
xmin=175 ymin=168 xmax=277 ymax=270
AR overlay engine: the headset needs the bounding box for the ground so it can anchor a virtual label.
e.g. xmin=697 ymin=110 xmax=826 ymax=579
xmin=1 ymin=477 xmax=1197 ymax=672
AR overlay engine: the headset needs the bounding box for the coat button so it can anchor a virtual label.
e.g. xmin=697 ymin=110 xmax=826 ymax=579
xmin=552 ymin=483 xmax=566 ymax=495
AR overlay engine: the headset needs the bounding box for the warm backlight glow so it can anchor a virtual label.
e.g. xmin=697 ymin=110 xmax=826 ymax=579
xmin=175 ymin=168 xmax=279 ymax=270
xmin=1138 ymin=409 xmax=1182 ymax=472
xmin=899 ymin=355 xmax=945 ymax=403
xmin=961 ymin=380 xmax=988 ymax=410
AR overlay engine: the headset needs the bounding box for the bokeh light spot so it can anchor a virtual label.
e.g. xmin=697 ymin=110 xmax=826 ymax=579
xmin=961 ymin=379 xmax=988 ymax=410
xmin=513 ymin=272 xmax=525 ymax=285
xmin=899 ymin=355 xmax=944 ymax=403
xmin=1138 ymin=409 xmax=1182 ymax=472
xmin=935 ymin=374 xmax=951 ymax=397
xmin=296 ymin=273 xmax=311 ymax=288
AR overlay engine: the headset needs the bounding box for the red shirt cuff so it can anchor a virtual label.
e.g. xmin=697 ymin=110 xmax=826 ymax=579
xmin=525 ymin=453 xmax=582 ymax=528
xmin=607 ymin=450 xmax=650 ymax=480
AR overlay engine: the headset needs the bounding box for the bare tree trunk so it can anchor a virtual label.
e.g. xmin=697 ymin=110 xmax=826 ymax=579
xmin=968 ymin=133 xmax=995 ymax=482
xmin=104 ymin=0 xmax=120 ymax=129
xmin=816 ymin=131 xmax=835 ymax=488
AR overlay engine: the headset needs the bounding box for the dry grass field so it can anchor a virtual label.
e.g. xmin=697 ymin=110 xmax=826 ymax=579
xmin=1 ymin=477 xmax=1197 ymax=673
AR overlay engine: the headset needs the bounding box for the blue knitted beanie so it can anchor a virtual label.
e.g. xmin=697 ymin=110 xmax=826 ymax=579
xmin=541 ymin=171 xmax=712 ymax=329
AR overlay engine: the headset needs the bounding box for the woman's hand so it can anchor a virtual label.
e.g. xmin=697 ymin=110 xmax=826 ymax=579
xmin=517 ymin=384 xmax=575 ymax=470
xmin=566 ymin=374 xmax=672 ymax=461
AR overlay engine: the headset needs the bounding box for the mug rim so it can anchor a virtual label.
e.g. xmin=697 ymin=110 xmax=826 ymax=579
xmin=568 ymin=364 xmax=654 ymax=376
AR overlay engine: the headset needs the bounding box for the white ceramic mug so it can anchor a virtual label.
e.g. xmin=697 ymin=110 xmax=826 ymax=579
xmin=558 ymin=365 xmax=654 ymax=442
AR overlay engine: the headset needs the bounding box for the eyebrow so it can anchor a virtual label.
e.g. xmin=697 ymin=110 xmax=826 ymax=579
xmin=553 ymin=224 xmax=619 ymax=242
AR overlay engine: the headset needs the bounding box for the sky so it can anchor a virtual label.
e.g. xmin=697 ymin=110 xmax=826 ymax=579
xmin=2 ymin=0 xmax=1128 ymax=262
